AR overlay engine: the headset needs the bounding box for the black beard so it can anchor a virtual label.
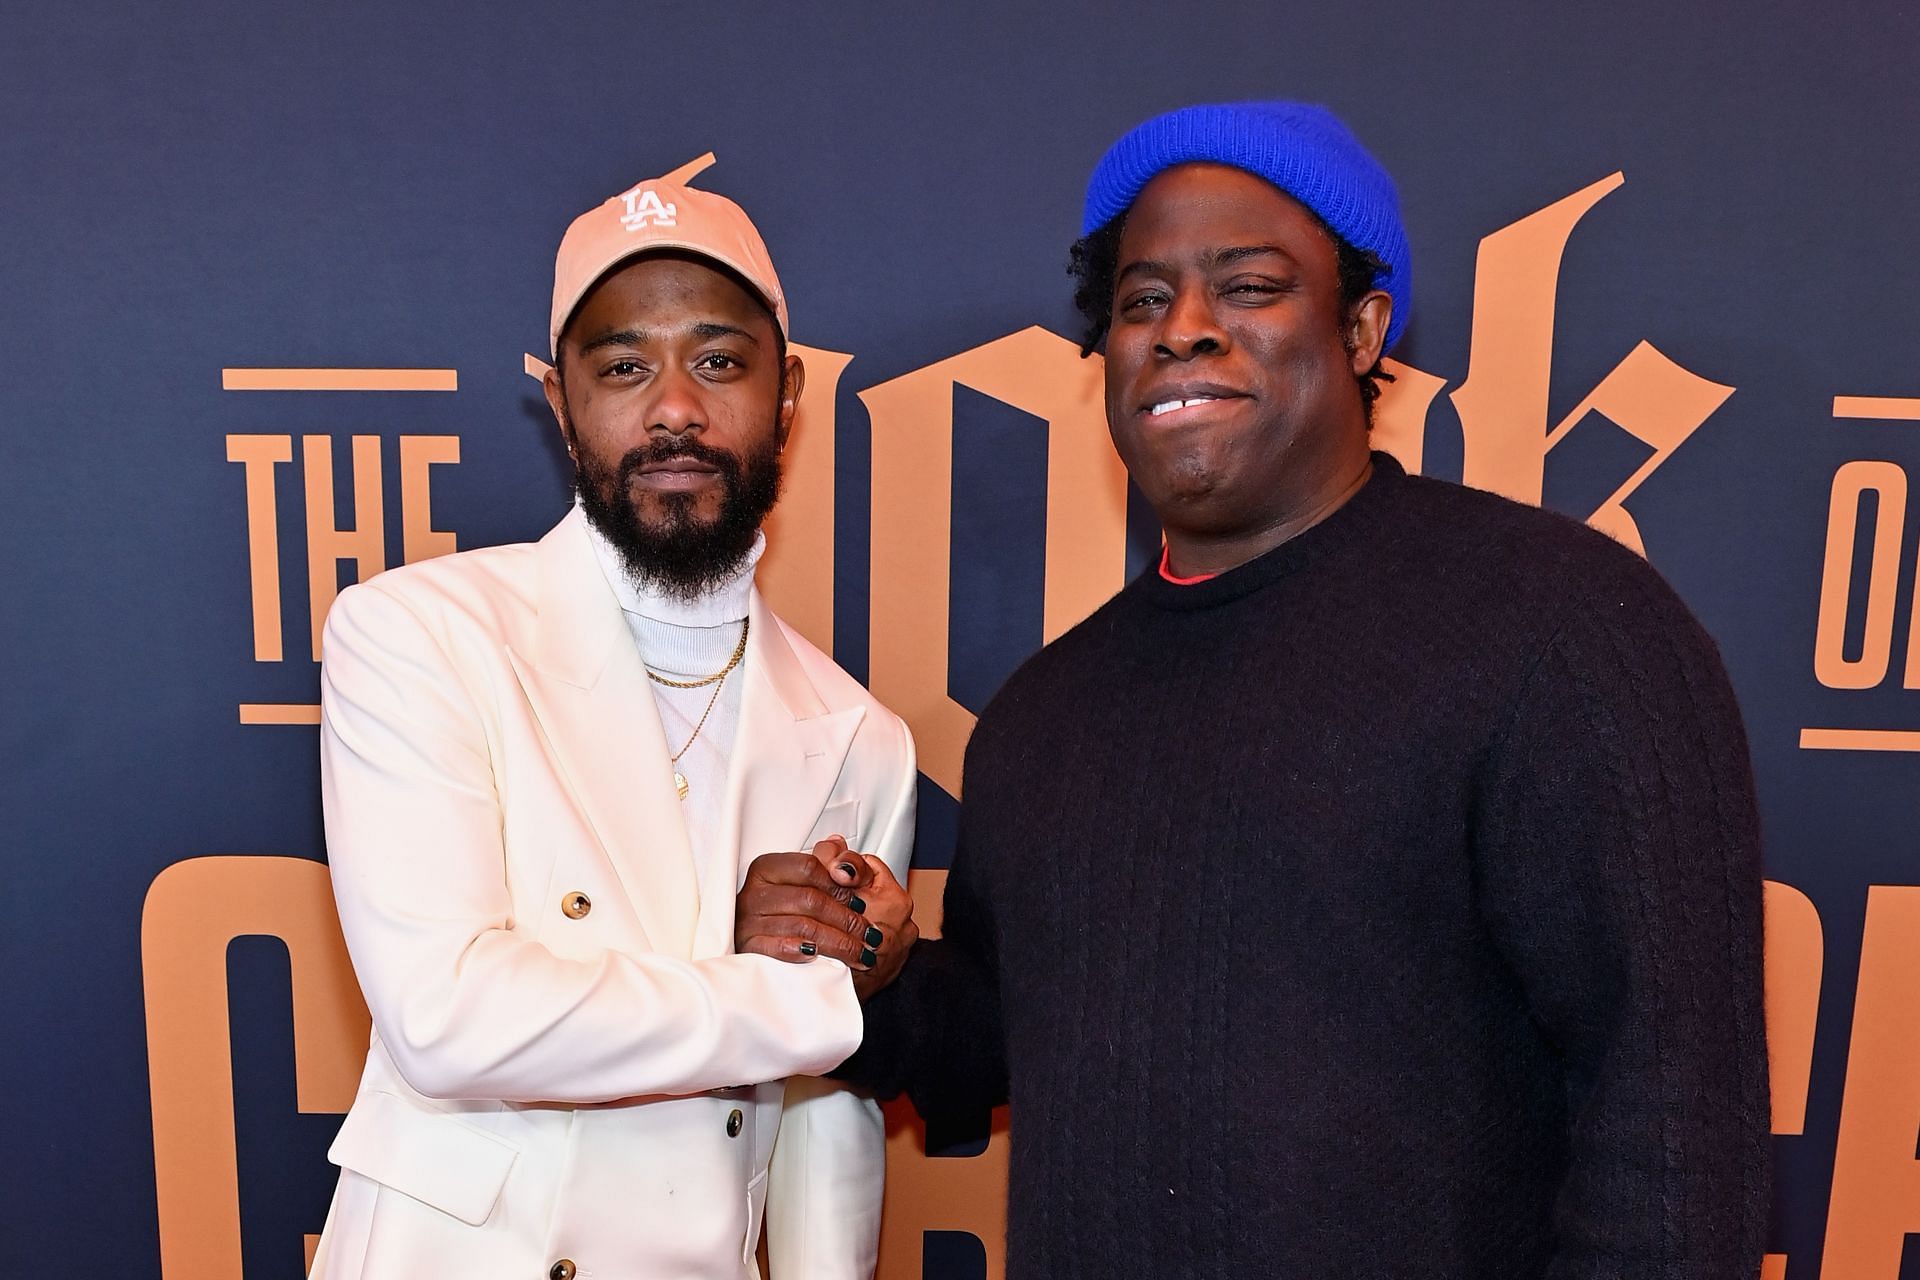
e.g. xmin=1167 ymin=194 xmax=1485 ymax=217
xmin=572 ymin=430 xmax=783 ymax=600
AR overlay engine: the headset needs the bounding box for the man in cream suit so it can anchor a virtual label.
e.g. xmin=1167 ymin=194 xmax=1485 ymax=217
xmin=308 ymin=174 xmax=917 ymax=1280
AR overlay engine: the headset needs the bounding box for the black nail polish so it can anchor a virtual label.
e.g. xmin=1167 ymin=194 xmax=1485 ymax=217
xmin=798 ymin=941 xmax=817 ymax=957
xmin=864 ymin=925 xmax=883 ymax=947
xmin=858 ymin=946 xmax=878 ymax=968
xmin=837 ymin=861 xmax=858 ymax=879
xmin=847 ymin=895 xmax=866 ymax=914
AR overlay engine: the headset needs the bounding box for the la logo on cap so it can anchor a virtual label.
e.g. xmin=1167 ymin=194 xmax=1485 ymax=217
xmin=619 ymin=186 xmax=677 ymax=231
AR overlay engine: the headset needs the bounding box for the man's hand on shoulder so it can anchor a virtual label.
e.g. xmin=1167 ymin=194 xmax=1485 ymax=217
xmin=736 ymin=836 xmax=917 ymax=1002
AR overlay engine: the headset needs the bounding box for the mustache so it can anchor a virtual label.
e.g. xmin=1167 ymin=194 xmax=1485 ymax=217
xmin=614 ymin=435 xmax=743 ymax=484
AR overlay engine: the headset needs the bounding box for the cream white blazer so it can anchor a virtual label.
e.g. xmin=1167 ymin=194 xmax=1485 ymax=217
xmin=308 ymin=507 xmax=916 ymax=1280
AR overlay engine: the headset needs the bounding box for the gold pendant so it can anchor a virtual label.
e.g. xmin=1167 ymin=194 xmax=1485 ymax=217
xmin=674 ymin=771 xmax=690 ymax=800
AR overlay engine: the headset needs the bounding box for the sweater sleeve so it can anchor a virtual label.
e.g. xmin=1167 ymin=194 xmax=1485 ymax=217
xmin=1472 ymin=570 xmax=1770 ymax=1279
xmin=831 ymin=783 xmax=1009 ymax=1122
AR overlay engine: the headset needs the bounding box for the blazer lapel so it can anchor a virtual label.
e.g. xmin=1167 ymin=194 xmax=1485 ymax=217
xmin=507 ymin=509 xmax=700 ymax=959
xmin=691 ymin=591 xmax=865 ymax=959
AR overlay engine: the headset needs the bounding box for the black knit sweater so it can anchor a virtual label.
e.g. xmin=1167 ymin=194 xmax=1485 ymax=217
xmin=839 ymin=455 xmax=1770 ymax=1279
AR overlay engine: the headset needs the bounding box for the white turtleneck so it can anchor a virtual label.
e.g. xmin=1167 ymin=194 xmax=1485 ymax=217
xmin=582 ymin=509 xmax=763 ymax=888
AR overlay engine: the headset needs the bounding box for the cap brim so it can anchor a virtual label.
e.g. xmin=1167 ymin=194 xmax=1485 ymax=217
xmin=550 ymin=241 xmax=787 ymax=359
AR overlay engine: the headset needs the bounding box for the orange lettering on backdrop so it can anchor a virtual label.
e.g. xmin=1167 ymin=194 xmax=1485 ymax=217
xmin=232 ymin=431 xmax=464 ymax=672
xmin=758 ymin=344 xmax=851 ymax=655
xmin=1764 ymin=881 xmax=1823 ymax=1137
xmin=227 ymin=434 xmax=294 ymax=662
xmin=1759 ymin=878 xmax=1817 ymax=1280
xmin=1812 ymin=460 xmax=1908 ymax=690
xmin=1822 ymin=885 xmax=1920 ymax=1277
xmin=863 ymin=325 xmax=1125 ymax=797
xmin=1443 ymin=174 xmax=1733 ymax=554
xmin=1550 ymin=340 xmax=1735 ymax=552
xmin=143 ymin=856 xmax=369 ymax=1280
xmin=398 ymin=435 xmax=461 ymax=565
xmin=302 ymin=434 xmax=386 ymax=660
xmin=877 ymin=868 xmax=1011 ymax=1280
xmin=1451 ymin=174 xmax=1622 ymax=504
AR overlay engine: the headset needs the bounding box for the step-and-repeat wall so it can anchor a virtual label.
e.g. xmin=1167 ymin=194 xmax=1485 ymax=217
xmin=5 ymin=4 xmax=1918 ymax=1277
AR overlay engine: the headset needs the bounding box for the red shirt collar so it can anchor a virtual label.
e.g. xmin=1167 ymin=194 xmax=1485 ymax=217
xmin=1157 ymin=546 xmax=1218 ymax=585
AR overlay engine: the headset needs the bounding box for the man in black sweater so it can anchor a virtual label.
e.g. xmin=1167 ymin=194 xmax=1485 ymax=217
xmin=736 ymin=101 xmax=1770 ymax=1278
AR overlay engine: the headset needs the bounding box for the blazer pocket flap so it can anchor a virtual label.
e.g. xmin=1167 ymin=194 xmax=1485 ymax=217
xmin=806 ymin=798 xmax=861 ymax=849
xmin=328 ymin=1091 xmax=518 ymax=1227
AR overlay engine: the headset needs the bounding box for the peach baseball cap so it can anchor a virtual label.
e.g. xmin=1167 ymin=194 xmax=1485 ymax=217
xmin=548 ymin=177 xmax=789 ymax=357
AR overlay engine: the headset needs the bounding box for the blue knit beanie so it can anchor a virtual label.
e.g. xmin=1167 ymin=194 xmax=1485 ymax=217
xmin=1083 ymin=101 xmax=1412 ymax=351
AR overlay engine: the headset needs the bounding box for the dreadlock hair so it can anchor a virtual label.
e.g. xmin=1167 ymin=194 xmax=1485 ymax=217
xmin=1067 ymin=210 xmax=1396 ymax=419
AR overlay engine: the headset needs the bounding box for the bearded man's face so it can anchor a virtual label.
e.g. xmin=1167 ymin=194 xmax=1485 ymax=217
xmin=543 ymin=252 xmax=800 ymax=597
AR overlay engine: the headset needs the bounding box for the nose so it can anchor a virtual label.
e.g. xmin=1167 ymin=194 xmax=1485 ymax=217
xmin=1154 ymin=284 xmax=1229 ymax=362
xmin=648 ymin=367 xmax=706 ymax=436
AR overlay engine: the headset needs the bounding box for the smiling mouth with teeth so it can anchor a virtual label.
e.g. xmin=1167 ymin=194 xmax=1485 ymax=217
xmin=1149 ymin=396 xmax=1226 ymax=417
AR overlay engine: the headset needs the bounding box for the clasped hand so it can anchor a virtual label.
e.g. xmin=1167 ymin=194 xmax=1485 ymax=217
xmin=735 ymin=836 xmax=916 ymax=1001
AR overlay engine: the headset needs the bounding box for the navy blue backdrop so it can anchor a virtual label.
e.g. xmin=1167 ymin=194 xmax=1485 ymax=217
xmin=5 ymin=3 xmax=1920 ymax=1276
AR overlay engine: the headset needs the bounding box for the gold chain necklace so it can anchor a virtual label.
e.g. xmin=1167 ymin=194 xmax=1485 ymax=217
xmin=650 ymin=618 xmax=749 ymax=800
xmin=645 ymin=616 xmax=750 ymax=689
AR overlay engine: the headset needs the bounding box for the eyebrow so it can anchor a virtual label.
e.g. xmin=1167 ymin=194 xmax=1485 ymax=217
xmin=1116 ymin=243 xmax=1296 ymax=283
xmin=1211 ymin=243 xmax=1295 ymax=268
xmin=575 ymin=321 xmax=762 ymax=357
xmin=691 ymin=321 xmax=761 ymax=346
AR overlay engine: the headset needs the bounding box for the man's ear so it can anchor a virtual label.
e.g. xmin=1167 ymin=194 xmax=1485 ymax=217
xmin=542 ymin=363 xmax=573 ymax=453
xmin=776 ymin=351 xmax=807 ymax=452
xmin=1347 ymin=290 xmax=1392 ymax=376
